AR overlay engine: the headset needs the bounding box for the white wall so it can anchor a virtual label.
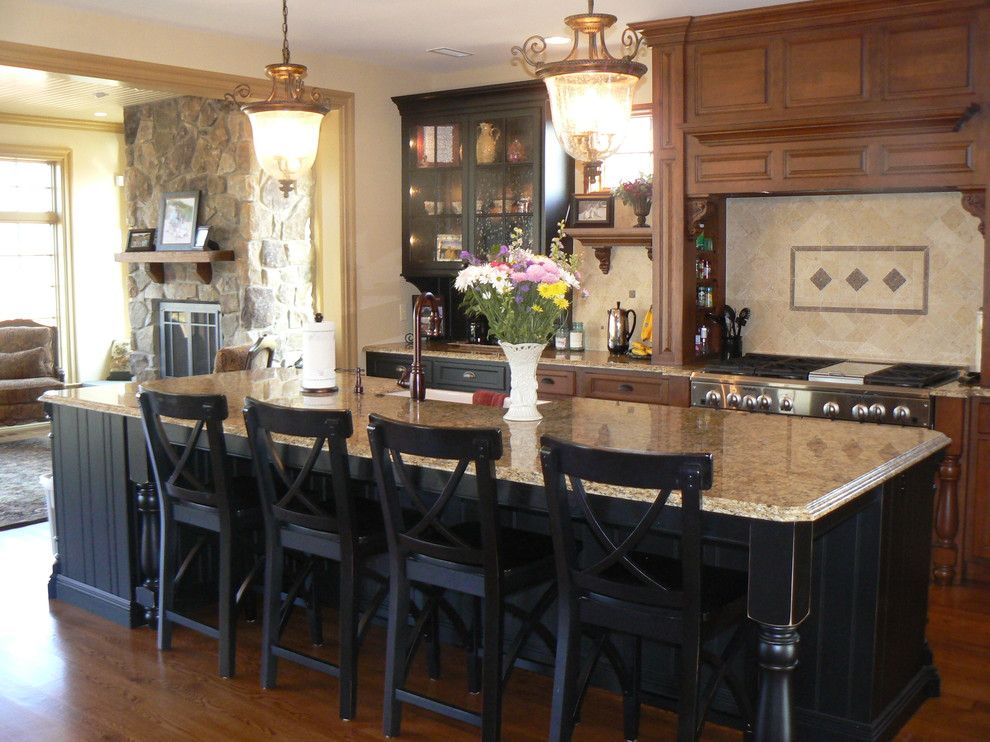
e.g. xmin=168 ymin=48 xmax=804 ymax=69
xmin=0 ymin=121 xmax=125 ymax=381
xmin=0 ymin=0 xmax=432 ymax=357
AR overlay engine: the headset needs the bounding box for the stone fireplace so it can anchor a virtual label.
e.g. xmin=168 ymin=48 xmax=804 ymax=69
xmin=124 ymin=96 xmax=316 ymax=381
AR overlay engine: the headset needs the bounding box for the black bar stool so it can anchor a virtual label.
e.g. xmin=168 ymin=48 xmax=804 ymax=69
xmin=539 ymin=435 xmax=755 ymax=742
xmin=367 ymin=414 xmax=557 ymax=742
xmin=138 ymin=388 xmax=264 ymax=678
xmin=243 ymin=397 xmax=388 ymax=720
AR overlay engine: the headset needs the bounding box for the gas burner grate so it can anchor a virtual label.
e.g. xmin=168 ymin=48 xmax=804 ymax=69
xmin=863 ymin=363 xmax=960 ymax=389
xmin=704 ymin=354 xmax=841 ymax=381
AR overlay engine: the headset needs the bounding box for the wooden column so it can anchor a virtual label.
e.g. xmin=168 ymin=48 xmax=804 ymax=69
xmin=932 ymin=396 xmax=967 ymax=585
xmin=634 ymin=18 xmax=691 ymax=365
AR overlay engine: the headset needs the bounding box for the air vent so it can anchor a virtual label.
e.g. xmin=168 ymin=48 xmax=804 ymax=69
xmin=427 ymin=47 xmax=473 ymax=58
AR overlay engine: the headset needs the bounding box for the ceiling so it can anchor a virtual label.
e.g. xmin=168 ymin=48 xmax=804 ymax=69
xmin=0 ymin=65 xmax=174 ymax=123
xmin=41 ymin=0 xmax=797 ymax=72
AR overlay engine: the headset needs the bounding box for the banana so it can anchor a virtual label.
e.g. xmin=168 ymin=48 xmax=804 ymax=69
xmin=640 ymin=305 xmax=653 ymax=343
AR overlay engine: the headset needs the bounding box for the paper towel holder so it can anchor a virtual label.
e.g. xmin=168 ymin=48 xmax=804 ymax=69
xmin=300 ymin=312 xmax=339 ymax=395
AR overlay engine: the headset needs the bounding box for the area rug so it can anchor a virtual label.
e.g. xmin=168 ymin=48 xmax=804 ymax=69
xmin=0 ymin=436 xmax=51 ymax=530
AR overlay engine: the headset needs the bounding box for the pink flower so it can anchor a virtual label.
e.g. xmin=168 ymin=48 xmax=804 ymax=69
xmin=510 ymin=271 xmax=527 ymax=283
xmin=524 ymin=264 xmax=547 ymax=282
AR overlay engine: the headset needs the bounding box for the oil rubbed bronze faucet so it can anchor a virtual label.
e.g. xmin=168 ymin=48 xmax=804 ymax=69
xmin=397 ymin=292 xmax=443 ymax=400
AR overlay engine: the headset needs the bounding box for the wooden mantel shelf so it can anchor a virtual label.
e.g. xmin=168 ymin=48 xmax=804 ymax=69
xmin=114 ymin=250 xmax=234 ymax=284
xmin=567 ymin=227 xmax=654 ymax=274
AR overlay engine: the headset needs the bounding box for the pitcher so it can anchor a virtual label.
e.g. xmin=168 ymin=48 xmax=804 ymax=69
xmin=476 ymin=122 xmax=500 ymax=164
xmin=606 ymin=301 xmax=637 ymax=355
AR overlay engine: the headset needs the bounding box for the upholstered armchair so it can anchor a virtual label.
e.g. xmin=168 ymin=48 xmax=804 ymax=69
xmin=0 ymin=319 xmax=66 ymax=426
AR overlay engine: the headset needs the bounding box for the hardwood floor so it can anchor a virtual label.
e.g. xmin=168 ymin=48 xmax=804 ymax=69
xmin=1 ymin=523 xmax=987 ymax=741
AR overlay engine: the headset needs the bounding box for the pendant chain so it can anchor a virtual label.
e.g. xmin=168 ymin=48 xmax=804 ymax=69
xmin=281 ymin=0 xmax=290 ymax=64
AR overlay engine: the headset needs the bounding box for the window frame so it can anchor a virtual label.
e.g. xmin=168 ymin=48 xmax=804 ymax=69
xmin=0 ymin=146 xmax=75 ymax=381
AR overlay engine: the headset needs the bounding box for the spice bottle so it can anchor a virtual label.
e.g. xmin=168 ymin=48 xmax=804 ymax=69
xmin=569 ymin=322 xmax=585 ymax=351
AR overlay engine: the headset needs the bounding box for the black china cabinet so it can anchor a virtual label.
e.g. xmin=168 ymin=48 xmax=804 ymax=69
xmin=392 ymin=81 xmax=573 ymax=340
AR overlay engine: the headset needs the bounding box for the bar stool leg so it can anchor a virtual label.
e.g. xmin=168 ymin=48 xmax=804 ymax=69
xmin=383 ymin=569 xmax=411 ymax=737
xmin=622 ymin=635 xmax=641 ymax=742
xmin=338 ymin=554 xmax=358 ymax=720
xmin=468 ymin=596 xmax=482 ymax=694
xmin=218 ymin=528 xmax=236 ymax=678
xmin=678 ymin=633 xmax=702 ymax=742
xmin=548 ymin=603 xmax=580 ymax=742
xmin=157 ymin=512 xmax=176 ymax=651
xmin=260 ymin=536 xmax=283 ymax=689
xmin=481 ymin=594 xmax=504 ymax=742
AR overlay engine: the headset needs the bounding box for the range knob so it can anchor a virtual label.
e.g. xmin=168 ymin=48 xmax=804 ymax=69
xmin=893 ymin=405 xmax=911 ymax=424
xmin=780 ymin=397 xmax=794 ymax=412
xmin=742 ymin=395 xmax=757 ymax=412
xmin=851 ymin=403 xmax=869 ymax=422
xmin=726 ymin=392 xmax=742 ymax=409
xmin=868 ymin=403 xmax=887 ymax=423
xmin=704 ymin=390 xmax=722 ymax=409
xmin=757 ymin=394 xmax=772 ymax=412
xmin=822 ymin=401 xmax=840 ymax=419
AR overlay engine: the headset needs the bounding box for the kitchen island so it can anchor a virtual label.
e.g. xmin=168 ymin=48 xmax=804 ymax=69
xmin=43 ymin=369 xmax=948 ymax=741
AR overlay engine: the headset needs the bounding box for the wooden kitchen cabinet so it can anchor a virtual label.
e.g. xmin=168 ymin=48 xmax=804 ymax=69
xmin=965 ymin=397 xmax=990 ymax=582
xmin=365 ymin=350 xmax=690 ymax=407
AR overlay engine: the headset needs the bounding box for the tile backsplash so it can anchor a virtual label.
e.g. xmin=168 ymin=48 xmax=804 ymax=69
xmin=726 ymin=193 xmax=983 ymax=368
xmin=571 ymin=243 xmax=654 ymax=352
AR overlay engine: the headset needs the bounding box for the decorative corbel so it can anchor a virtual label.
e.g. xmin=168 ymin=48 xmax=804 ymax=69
xmin=961 ymin=189 xmax=986 ymax=235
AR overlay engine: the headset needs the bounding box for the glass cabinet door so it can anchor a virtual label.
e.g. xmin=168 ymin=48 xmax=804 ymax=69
xmin=406 ymin=122 xmax=465 ymax=268
xmin=470 ymin=112 xmax=541 ymax=258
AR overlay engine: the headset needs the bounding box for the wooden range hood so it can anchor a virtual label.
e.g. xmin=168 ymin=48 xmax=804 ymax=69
xmin=631 ymin=0 xmax=990 ymax=371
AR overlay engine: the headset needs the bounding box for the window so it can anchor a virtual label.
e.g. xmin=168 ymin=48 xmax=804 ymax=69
xmin=0 ymin=157 xmax=60 ymax=327
xmin=600 ymin=109 xmax=653 ymax=190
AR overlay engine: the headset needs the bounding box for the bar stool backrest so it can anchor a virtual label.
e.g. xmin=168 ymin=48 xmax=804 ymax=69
xmin=138 ymin=389 xmax=233 ymax=510
xmin=242 ymin=397 xmax=354 ymax=536
xmin=367 ymin=414 xmax=503 ymax=569
xmin=539 ymin=435 xmax=714 ymax=612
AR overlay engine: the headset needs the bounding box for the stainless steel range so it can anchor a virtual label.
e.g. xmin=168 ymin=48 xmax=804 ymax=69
xmin=690 ymin=354 xmax=960 ymax=428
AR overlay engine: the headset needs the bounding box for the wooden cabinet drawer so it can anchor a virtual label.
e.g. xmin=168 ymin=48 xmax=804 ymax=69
xmin=536 ymin=366 xmax=576 ymax=397
xmin=579 ymin=371 xmax=667 ymax=404
xmin=976 ymin=400 xmax=990 ymax=435
xmin=433 ymin=359 xmax=507 ymax=392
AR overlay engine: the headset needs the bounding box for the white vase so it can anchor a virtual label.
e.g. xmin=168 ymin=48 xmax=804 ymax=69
xmin=499 ymin=340 xmax=545 ymax=422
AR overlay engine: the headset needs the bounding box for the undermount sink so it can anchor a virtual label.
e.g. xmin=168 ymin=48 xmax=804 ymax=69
xmin=386 ymin=389 xmax=549 ymax=407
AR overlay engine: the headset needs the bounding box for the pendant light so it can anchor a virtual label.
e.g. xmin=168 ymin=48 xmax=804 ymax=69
xmin=227 ymin=0 xmax=330 ymax=197
xmin=512 ymin=0 xmax=646 ymax=187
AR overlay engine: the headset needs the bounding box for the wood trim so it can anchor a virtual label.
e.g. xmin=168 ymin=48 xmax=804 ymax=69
xmin=633 ymin=0 xmax=990 ymax=43
xmin=0 ymin=40 xmax=351 ymax=107
xmin=338 ymin=98 xmax=358 ymax=369
xmin=0 ymin=111 xmax=123 ymax=134
xmin=684 ymin=107 xmax=975 ymax=145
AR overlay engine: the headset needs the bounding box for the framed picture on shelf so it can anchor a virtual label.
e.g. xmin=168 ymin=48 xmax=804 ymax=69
xmin=436 ymin=233 xmax=462 ymax=262
xmin=156 ymin=190 xmax=200 ymax=250
xmin=570 ymin=193 xmax=614 ymax=227
xmin=125 ymin=228 xmax=156 ymax=252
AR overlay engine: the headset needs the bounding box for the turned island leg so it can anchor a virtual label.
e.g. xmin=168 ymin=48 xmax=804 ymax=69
xmin=933 ymin=454 xmax=961 ymax=585
xmin=755 ymin=625 xmax=800 ymax=742
xmin=135 ymin=482 xmax=160 ymax=625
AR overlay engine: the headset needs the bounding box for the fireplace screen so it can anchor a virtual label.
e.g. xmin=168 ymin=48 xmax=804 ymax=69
xmin=159 ymin=301 xmax=222 ymax=377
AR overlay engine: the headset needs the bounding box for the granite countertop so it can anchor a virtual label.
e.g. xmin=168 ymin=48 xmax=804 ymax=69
xmin=43 ymin=369 xmax=948 ymax=524
xmin=364 ymin=342 xmax=699 ymax=376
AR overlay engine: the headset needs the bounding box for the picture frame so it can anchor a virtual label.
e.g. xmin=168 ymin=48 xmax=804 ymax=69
xmin=194 ymin=225 xmax=212 ymax=249
xmin=156 ymin=190 xmax=200 ymax=251
xmin=436 ymin=233 xmax=463 ymax=262
xmin=125 ymin=228 xmax=156 ymax=253
xmin=571 ymin=193 xmax=614 ymax=227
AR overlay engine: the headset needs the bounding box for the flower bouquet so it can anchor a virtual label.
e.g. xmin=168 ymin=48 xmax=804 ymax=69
xmin=613 ymin=173 xmax=653 ymax=228
xmin=455 ymin=223 xmax=583 ymax=420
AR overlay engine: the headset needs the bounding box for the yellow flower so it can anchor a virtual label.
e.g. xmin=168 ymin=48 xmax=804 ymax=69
xmin=553 ymin=297 xmax=569 ymax=310
xmin=531 ymin=305 xmax=543 ymax=313
xmin=537 ymin=281 xmax=567 ymax=299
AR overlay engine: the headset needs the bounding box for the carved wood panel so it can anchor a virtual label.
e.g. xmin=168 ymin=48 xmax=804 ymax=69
xmin=883 ymin=22 xmax=974 ymax=99
xmin=693 ymin=41 xmax=772 ymax=116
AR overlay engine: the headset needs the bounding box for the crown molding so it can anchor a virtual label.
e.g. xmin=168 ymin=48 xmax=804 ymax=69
xmin=0 ymin=111 xmax=123 ymax=133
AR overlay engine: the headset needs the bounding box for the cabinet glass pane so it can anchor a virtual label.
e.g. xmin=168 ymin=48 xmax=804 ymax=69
xmin=411 ymin=124 xmax=461 ymax=169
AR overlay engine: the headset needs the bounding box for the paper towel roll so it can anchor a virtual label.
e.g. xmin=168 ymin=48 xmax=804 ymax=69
xmin=301 ymin=316 xmax=337 ymax=392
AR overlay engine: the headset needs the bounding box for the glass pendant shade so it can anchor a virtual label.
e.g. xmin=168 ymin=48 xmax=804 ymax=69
xmin=244 ymin=108 xmax=325 ymax=183
xmin=543 ymin=70 xmax=639 ymax=163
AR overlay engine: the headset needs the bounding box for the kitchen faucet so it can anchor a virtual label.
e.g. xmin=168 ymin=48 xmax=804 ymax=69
xmin=397 ymin=292 xmax=443 ymax=400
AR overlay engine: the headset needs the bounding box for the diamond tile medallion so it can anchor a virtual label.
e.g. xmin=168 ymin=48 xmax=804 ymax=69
xmin=791 ymin=246 xmax=928 ymax=315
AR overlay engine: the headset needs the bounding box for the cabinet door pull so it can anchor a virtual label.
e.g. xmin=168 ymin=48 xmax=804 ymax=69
xmin=540 ymin=377 xmax=555 ymax=385
xmin=396 ymin=365 xmax=407 ymax=374
xmin=618 ymin=383 xmax=634 ymax=392
xmin=462 ymin=371 xmax=477 ymax=380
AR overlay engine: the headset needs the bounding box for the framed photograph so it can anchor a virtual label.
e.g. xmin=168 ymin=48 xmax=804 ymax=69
xmin=125 ymin=228 xmax=156 ymax=252
xmin=571 ymin=193 xmax=614 ymax=227
xmin=436 ymin=233 xmax=463 ymax=262
xmin=194 ymin=226 xmax=212 ymax=249
xmin=156 ymin=190 xmax=200 ymax=250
